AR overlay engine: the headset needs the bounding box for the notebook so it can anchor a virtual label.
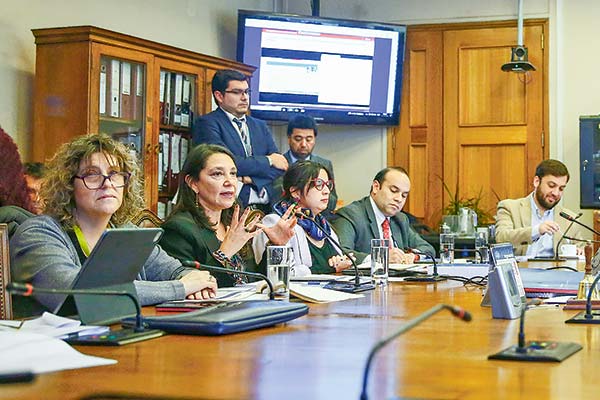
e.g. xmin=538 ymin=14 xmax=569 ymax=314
xmin=54 ymin=228 xmax=164 ymax=325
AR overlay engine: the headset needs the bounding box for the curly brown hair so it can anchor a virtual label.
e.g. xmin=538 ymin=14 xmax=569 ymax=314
xmin=0 ymin=127 xmax=34 ymax=212
xmin=41 ymin=134 xmax=145 ymax=228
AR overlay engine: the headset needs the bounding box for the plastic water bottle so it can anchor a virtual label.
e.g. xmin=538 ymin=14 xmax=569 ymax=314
xmin=474 ymin=227 xmax=489 ymax=264
xmin=439 ymin=223 xmax=454 ymax=264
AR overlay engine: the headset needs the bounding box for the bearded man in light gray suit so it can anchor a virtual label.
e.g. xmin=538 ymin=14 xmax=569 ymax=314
xmin=495 ymin=159 xmax=583 ymax=257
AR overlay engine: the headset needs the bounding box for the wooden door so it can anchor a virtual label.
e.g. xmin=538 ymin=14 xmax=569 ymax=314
xmin=443 ymin=23 xmax=546 ymax=219
xmin=388 ymin=30 xmax=443 ymax=227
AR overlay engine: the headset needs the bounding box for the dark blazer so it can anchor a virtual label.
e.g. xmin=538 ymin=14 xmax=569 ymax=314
xmin=0 ymin=205 xmax=34 ymax=238
xmin=271 ymin=150 xmax=339 ymax=217
xmin=332 ymin=196 xmax=435 ymax=262
xmin=192 ymin=108 xmax=284 ymax=207
xmin=160 ymin=210 xmax=260 ymax=287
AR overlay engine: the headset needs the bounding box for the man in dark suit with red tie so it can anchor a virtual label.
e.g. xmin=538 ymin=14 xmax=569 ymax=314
xmin=332 ymin=167 xmax=435 ymax=263
xmin=192 ymin=69 xmax=288 ymax=211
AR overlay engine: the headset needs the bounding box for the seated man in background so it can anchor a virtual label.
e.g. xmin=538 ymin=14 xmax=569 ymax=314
xmin=495 ymin=159 xmax=583 ymax=257
xmin=23 ymin=162 xmax=46 ymax=214
xmin=272 ymin=115 xmax=338 ymax=219
xmin=332 ymin=166 xmax=435 ymax=264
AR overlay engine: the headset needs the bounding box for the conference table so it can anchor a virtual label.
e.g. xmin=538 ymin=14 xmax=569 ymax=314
xmin=3 ymin=265 xmax=600 ymax=400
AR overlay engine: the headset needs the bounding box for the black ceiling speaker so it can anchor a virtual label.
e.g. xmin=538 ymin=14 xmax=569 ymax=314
xmin=502 ymin=0 xmax=536 ymax=73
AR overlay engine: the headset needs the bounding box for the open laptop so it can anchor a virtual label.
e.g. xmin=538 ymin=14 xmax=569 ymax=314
xmin=54 ymin=228 xmax=163 ymax=325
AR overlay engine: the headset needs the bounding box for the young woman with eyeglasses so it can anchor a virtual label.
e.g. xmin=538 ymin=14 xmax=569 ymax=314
xmin=159 ymin=143 xmax=297 ymax=287
xmin=10 ymin=134 xmax=217 ymax=318
xmin=253 ymin=160 xmax=354 ymax=275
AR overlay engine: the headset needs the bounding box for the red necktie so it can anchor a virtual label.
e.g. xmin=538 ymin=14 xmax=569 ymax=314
xmin=382 ymin=218 xmax=391 ymax=241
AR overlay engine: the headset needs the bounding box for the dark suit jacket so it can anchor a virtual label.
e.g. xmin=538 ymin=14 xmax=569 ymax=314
xmin=192 ymin=108 xmax=284 ymax=207
xmin=332 ymin=196 xmax=435 ymax=262
xmin=271 ymin=151 xmax=338 ymax=216
xmin=159 ymin=210 xmax=259 ymax=287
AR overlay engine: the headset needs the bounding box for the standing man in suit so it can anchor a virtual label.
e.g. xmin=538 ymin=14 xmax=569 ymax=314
xmin=192 ymin=69 xmax=288 ymax=212
xmin=333 ymin=166 xmax=435 ymax=263
xmin=495 ymin=159 xmax=583 ymax=257
xmin=272 ymin=115 xmax=338 ymax=217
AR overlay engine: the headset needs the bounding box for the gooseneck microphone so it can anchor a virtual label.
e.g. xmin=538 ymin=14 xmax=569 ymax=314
xmin=6 ymin=282 xmax=163 ymax=345
xmin=559 ymin=211 xmax=599 ymax=236
xmin=360 ymin=304 xmax=472 ymax=400
xmin=490 ymin=298 xmax=582 ymax=361
xmin=182 ymin=260 xmax=275 ymax=300
xmin=565 ymin=272 xmax=600 ymax=324
xmin=555 ymin=211 xmax=583 ymax=258
xmin=561 ymin=235 xmax=600 ymax=244
xmin=516 ymin=299 xmax=542 ymax=353
xmin=291 ymin=209 xmax=375 ymax=293
xmin=403 ymin=248 xmax=445 ymax=282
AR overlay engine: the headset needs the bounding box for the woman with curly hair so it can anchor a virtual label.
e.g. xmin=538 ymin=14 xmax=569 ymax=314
xmin=0 ymin=126 xmax=34 ymax=212
xmin=159 ymin=143 xmax=297 ymax=287
xmin=10 ymin=134 xmax=217 ymax=317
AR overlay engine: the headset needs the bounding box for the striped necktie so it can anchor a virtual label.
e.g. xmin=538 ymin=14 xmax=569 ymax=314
xmin=233 ymin=117 xmax=252 ymax=156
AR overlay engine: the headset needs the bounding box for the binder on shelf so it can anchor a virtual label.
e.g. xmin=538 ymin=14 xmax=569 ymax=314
xmin=173 ymin=73 xmax=183 ymax=125
xmin=120 ymin=62 xmax=133 ymax=120
xmin=181 ymin=76 xmax=191 ymax=127
xmin=132 ymin=64 xmax=144 ymax=121
xmin=180 ymin=136 xmax=190 ymax=167
xmin=158 ymin=131 xmax=168 ymax=191
xmin=99 ymin=59 xmax=108 ymax=116
xmin=159 ymin=70 xmax=166 ymax=124
xmin=110 ymin=59 xmax=121 ymax=118
xmin=163 ymin=72 xmax=172 ymax=124
xmin=169 ymin=133 xmax=181 ymax=190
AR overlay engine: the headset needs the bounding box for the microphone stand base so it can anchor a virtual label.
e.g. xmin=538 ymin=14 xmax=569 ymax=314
xmin=323 ymin=281 xmax=376 ymax=293
xmin=65 ymin=328 xmax=164 ymax=346
xmin=404 ymin=274 xmax=447 ymax=282
xmin=565 ymin=311 xmax=600 ymax=324
xmin=488 ymin=341 xmax=582 ymax=362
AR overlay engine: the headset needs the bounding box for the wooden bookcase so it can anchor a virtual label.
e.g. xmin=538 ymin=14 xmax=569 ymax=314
xmin=32 ymin=26 xmax=255 ymax=215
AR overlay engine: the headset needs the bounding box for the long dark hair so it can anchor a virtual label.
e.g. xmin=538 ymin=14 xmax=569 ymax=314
xmin=281 ymin=160 xmax=331 ymax=203
xmin=169 ymin=143 xmax=236 ymax=230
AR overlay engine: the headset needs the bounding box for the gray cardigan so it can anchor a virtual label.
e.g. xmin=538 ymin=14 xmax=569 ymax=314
xmin=10 ymin=215 xmax=190 ymax=316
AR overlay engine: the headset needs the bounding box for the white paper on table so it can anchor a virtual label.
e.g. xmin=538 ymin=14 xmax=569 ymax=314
xmin=0 ymin=332 xmax=116 ymax=374
xmin=0 ymin=312 xmax=109 ymax=338
xmin=289 ymin=282 xmax=364 ymax=303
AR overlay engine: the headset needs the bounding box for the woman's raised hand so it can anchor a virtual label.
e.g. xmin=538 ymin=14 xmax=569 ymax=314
xmin=219 ymin=205 xmax=262 ymax=258
xmin=259 ymin=204 xmax=297 ymax=246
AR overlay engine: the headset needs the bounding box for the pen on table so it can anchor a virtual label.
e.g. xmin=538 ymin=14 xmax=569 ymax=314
xmin=0 ymin=371 xmax=35 ymax=384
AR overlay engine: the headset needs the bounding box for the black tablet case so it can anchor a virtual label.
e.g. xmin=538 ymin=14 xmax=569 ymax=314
xmin=55 ymin=228 xmax=163 ymax=325
xmin=123 ymin=300 xmax=309 ymax=335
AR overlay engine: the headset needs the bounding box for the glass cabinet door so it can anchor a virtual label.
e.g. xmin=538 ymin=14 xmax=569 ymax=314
xmin=98 ymin=55 xmax=147 ymax=164
xmin=155 ymin=63 xmax=203 ymax=219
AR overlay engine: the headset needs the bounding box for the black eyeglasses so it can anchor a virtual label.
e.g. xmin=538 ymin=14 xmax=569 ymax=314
xmin=311 ymin=178 xmax=334 ymax=191
xmin=74 ymin=172 xmax=131 ymax=190
xmin=224 ymin=89 xmax=251 ymax=96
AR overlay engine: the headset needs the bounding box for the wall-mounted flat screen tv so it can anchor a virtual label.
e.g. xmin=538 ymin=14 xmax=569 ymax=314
xmin=237 ymin=10 xmax=406 ymax=126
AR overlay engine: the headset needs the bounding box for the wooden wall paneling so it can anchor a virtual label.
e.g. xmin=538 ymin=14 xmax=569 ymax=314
xmin=443 ymin=23 xmax=545 ymax=223
xmin=33 ymin=42 xmax=91 ymax=162
xmin=388 ymin=30 xmax=443 ymax=227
